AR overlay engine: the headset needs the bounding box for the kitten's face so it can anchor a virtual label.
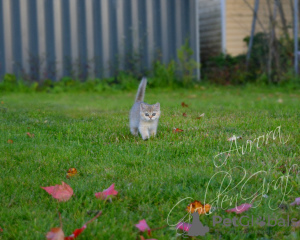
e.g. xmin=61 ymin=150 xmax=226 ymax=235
xmin=140 ymin=103 xmax=160 ymax=121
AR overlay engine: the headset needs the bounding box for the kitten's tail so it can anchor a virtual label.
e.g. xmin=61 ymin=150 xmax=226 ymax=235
xmin=135 ymin=77 xmax=147 ymax=102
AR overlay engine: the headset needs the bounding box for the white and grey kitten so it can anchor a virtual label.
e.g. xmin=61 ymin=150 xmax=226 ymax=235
xmin=129 ymin=77 xmax=160 ymax=140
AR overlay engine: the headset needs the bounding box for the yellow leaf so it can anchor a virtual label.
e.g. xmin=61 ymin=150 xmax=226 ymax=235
xmin=66 ymin=168 xmax=78 ymax=179
xmin=186 ymin=200 xmax=211 ymax=215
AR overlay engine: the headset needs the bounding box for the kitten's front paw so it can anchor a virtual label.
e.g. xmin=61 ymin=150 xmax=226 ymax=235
xmin=142 ymin=134 xmax=150 ymax=140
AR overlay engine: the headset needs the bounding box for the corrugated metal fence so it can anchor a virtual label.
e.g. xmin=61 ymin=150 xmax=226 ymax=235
xmin=0 ymin=0 xmax=199 ymax=81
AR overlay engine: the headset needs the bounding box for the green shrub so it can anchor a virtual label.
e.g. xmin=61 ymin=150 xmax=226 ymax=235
xmin=177 ymin=39 xmax=201 ymax=86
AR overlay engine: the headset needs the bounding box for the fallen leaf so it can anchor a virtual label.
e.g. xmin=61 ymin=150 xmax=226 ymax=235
xmin=1 ymin=101 xmax=3 ymax=104
xmin=66 ymin=168 xmax=78 ymax=179
xmin=65 ymin=211 xmax=102 ymax=240
xmin=186 ymin=200 xmax=211 ymax=214
xmin=7 ymin=139 xmax=13 ymax=144
xmin=0 ymin=226 xmax=3 ymax=232
xmin=227 ymin=135 xmax=242 ymax=141
xmin=47 ymin=211 xmax=102 ymax=240
xmin=290 ymin=197 xmax=300 ymax=206
xmin=176 ymin=222 xmax=191 ymax=232
xmin=196 ymin=113 xmax=205 ymax=119
xmin=182 ymin=113 xmax=187 ymax=117
xmin=41 ymin=182 xmax=73 ymax=202
xmin=95 ymin=183 xmax=118 ymax=200
xmin=135 ymin=220 xmax=150 ymax=236
xmin=181 ymin=102 xmax=188 ymax=107
xmin=226 ymin=203 xmax=252 ymax=214
xmin=277 ymin=98 xmax=283 ymax=103
xmin=46 ymin=227 xmax=65 ymax=240
xmin=26 ymin=132 xmax=35 ymax=138
xmin=173 ymin=128 xmax=184 ymax=133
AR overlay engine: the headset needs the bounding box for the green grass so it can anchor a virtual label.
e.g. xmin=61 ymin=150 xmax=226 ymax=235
xmin=1 ymin=85 xmax=300 ymax=240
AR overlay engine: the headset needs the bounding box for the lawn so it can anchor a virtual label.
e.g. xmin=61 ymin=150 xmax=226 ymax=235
xmin=1 ymin=85 xmax=300 ymax=239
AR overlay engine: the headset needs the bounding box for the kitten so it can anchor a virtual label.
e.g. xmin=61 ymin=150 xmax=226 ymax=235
xmin=129 ymin=77 xmax=160 ymax=140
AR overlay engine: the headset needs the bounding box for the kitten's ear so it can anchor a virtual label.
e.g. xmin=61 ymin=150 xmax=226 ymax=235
xmin=153 ymin=102 xmax=160 ymax=110
xmin=140 ymin=103 xmax=146 ymax=111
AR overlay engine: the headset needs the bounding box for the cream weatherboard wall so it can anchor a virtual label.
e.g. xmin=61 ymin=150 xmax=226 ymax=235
xmin=199 ymin=0 xmax=296 ymax=59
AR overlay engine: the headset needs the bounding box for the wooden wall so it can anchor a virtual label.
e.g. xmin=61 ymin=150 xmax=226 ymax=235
xmin=199 ymin=0 xmax=296 ymax=59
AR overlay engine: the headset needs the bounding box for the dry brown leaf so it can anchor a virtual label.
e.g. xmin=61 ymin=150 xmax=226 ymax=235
xmin=181 ymin=102 xmax=188 ymax=107
xmin=66 ymin=168 xmax=78 ymax=179
xmin=173 ymin=128 xmax=184 ymax=133
xmin=46 ymin=227 xmax=65 ymax=240
xmin=7 ymin=139 xmax=13 ymax=144
xmin=182 ymin=113 xmax=187 ymax=117
xmin=186 ymin=200 xmax=211 ymax=215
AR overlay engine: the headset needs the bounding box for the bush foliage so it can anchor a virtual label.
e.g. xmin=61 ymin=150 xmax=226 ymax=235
xmin=202 ymin=32 xmax=300 ymax=86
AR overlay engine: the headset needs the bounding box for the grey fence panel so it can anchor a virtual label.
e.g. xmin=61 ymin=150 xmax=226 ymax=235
xmin=0 ymin=0 xmax=200 ymax=81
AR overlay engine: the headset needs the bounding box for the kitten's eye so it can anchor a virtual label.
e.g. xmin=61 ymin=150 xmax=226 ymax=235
xmin=145 ymin=113 xmax=149 ymax=116
xmin=152 ymin=113 xmax=156 ymax=116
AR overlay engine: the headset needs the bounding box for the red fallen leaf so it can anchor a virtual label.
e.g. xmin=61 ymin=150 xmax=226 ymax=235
xmin=135 ymin=219 xmax=150 ymax=232
xmin=290 ymin=197 xmax=300 ymax=206
xmin=46 ymin=227 xmax=65 ymax=240
xmin=26 ymin=132 xmax=35 ymax=138
xmin=47 ymin=211 xmax=102 ymax=240
xmin=181 ymin=102 xmax=188 ymax=107
xmin=0 ymin=226 xmax=3 ymax=232
xmin=41 ymin=182 xmax=73 ymax=202
xmin=135 ymin=219 xmax=152 ymax=237
xmin=64 ymin=227 xmax=85 ymax=240
xmin=7 ymin=139 xmax=13 ymax=144
xmin=173 ymin=128 xmax=184 ymax=133
xmin=95 ymin=183 xmax=118 ymax=200
xmin=226 ymin=203 xmax=252 ymax=214
xmin=65 ymin=211 xmax=102 ymax=240
xmin=176 ymin=222 xmax=191 ymax=231
xmin=182 ymin=113 xmax=187 ymax=117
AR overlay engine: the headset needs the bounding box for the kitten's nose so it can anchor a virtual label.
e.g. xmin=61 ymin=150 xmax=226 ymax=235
xmin=149 ymin=116 xmax=152 ymax=119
